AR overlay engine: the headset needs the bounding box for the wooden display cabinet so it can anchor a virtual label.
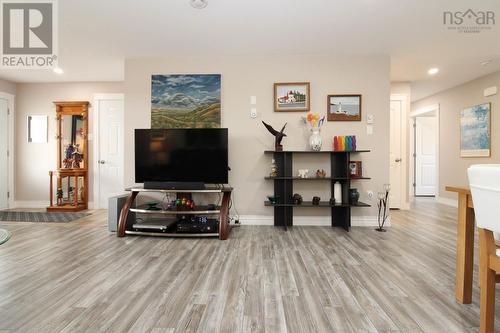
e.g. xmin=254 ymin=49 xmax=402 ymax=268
xmin=47 ymin=101 xmax=89 ymax=212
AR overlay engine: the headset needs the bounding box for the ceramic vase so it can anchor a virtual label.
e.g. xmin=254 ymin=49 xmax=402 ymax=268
xmin=349 ymin=188 xmax=360 ymax=205
xmin=309 ymin=128 xmax=322 ymax=151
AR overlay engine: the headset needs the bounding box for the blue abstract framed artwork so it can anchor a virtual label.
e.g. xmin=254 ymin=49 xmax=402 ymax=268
xmin=460 ymin=103 xmax=491 ymax=157
xmin=151 ymin=74 xmax=221 ymax=128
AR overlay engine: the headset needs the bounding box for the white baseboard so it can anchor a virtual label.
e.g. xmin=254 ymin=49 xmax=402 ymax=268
xmin=239 ymin=215 xmax=390 ymax=227
xmin=435 ymin=196 xmax=458 ymax=208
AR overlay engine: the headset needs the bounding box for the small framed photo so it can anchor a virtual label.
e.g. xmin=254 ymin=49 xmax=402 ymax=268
xmin=274 ymin=82 xmax=310 ymax=112
xmin=349 ymin=161 xmax=362 ymax=178
xmin=327 ymin=94 xmax=362 ymax=121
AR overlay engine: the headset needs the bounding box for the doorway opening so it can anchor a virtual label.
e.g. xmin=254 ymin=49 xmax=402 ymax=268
xmin=0 ymin=92 xmax=14 ymax=210
xmin=410 ymin=104 xmax=439 ymax=198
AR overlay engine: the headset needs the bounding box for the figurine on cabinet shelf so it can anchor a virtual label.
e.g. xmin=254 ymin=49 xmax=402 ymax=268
xmin=312 ymin=196 xmax=321 ymax=205
xmin=329 ymin=198 xmax=336 ymax=205
xmin=316 ymin=169 xmax=326 ymax=178
xmin=56 ymin=188 xmax=63 ymax=206
xmin=262 ymin=121 xmax=287 ymax=151
xmin=292 ymin=193 xmax=303 ymax=205
xmin=298 ymin=169 xmax=309 ymax=178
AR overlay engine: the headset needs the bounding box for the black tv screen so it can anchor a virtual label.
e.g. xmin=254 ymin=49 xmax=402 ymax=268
xmin=135 ymin=128 xmax=228 ymax=184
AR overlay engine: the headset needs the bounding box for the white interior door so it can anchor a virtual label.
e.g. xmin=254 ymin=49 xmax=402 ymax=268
xmin=97 ymin=98 xmax=124 ymax=209
xmin=415 ymin=116 xmax=436 ymax=196
xmin=0 ymin=99 xmax=8 ymax=209
xmin=390 ymin=100 xmax=402 ymax=209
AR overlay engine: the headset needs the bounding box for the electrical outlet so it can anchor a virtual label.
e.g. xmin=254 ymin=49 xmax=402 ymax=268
xmin=250 ymin=108 xmax=257 ymax=118
xmin=367 ymin=190 xmax=374 ymax=200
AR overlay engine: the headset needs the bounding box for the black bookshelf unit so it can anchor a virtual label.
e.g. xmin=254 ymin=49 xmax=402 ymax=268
xmin=264 ymin=150 xmax=371 ymax=231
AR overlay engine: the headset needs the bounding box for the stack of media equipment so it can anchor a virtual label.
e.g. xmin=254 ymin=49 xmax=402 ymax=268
xmin=133 ymin=128 xmax=229 ymax=234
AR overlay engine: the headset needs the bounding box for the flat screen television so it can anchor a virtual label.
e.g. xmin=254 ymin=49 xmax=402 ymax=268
xmin=135 ymin=128 xmax=228 ymax=188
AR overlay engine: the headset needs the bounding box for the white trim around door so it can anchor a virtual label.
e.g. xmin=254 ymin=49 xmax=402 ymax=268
xmin=93 ymin=93 xmax=125 ymax=209
xmin=390 ymin=93 xmax=410 ymax=210
xmin=0 ymin=92 xmax=15 ymax=209
xmin=410 ymin=103 xmax=440 ymax=200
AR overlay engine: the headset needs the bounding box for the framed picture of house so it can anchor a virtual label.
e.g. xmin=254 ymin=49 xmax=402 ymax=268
xmin=327 ymin=94 xmax=362 ymax=121
xmin=274 ymin=82 xmax=310 ymax=112
xmin=460 ymin=103 xmax=491 ymax=157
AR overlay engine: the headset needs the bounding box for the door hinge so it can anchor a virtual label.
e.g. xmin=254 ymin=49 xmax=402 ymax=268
xmin=7 ymin=191 xmax=9 ymax=198
xmin=413 ymin=153 xmax=416 ymax=157
xmin=6 ymin=150 xmax=9 ymax=157
xmin=413 ymin=183 xmax=416 ymax=187
xmin=7 ymin=108 xmax=10 ymax=115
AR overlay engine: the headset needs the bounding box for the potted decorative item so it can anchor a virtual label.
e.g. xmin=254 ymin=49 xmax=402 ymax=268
xmin=312 ymin=196 xmax=321 ymax=205
xmin=349 ymin=188 xmax=360 ymax=205
xmin=267 ymin=195 xmax=279 ymax=204
xmin=303 ymin=113 xmax=325 ymax=151
xmin=292 ymin=193 xmax=303 ymax=205
xmin=376 ymin=184 xmax=391 ymax=232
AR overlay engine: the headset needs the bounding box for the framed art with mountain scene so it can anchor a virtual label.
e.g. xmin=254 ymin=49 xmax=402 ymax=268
xmin=460 ymin=103 xmax=491 ymax=157
xmin=274 ymin=82 xmax=310 ymax=112
xmin=327 ymin=94 xmax=362 ymax=121
xmin=151 ymin=74 xmax=221 ymax=128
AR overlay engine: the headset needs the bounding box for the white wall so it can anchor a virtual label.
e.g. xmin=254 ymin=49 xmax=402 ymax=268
xmin=125 ymin=55 xmax=391 ymax=220
xmin=412 ymin=70 xmax=500 ymax=204
xmin=0 ymin=78 xmax=16 ymax=95
xmin=15 ymin=82 xmax=123 ymax=207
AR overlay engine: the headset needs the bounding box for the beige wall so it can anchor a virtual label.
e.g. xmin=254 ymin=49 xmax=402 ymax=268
xmin=15 ymin=82 xmax=123 ymax=205
xmin=412 ymin=70 xmax=500 ymax=201
xmin=125 ymin=55 xmax=391 ymax=218
xmin=0 ymin=78 xmax=16 ymax=95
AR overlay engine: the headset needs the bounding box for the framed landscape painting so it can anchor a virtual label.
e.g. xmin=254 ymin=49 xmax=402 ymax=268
xmin=274 ymin=82 xmax=310 ymax=112
xmin=460 ymin=103 xmax=491 ymax=157
xmin=327 ymin=94 xmax=362 ymax=121
xmin=151 ymin=74 xmax=221 ymax=128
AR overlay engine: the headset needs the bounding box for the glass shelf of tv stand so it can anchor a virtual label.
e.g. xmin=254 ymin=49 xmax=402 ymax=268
xmin=130 ymin=204 xmax=221 ymax=215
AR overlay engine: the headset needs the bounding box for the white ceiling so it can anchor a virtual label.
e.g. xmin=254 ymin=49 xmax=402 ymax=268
xmin=0 ymin=0 xmax=499 ymax=101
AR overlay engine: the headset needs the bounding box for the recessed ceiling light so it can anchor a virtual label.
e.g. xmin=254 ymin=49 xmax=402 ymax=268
xmin=53 ymin=67 xmax=64 ymax=74
xmin=481 ymin=59 xmax=492 ymax=66
xmin=190 ymin=0 xmax=207 ymax=9
xmin=427 ymin=67 xmax=439 ymax=75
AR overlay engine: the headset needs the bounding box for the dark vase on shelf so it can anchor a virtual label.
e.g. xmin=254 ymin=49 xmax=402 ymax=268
xmin=349 ymin=188 xmax=360 ymax=205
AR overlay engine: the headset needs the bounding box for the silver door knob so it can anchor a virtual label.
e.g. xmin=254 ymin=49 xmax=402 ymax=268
xmin=395 ymin=158 xmax=402 ymax=162
xmin=99 ymin=160 xmax=105 ymax=164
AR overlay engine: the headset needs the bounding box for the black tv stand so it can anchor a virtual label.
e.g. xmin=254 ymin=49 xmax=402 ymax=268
xmin=144 ymin=181 xmax=205 ymax=190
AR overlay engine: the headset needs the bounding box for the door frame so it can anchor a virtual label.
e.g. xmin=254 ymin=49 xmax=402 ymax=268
xmin=0 ymin=92 xmax=15 ymax=209
xmin=410 ymin=103 xmax=440 ymax=199
xmin=390 ymin=94 xmax=409 ymax=210
xmin=92 ymin=93 xmax=125 ymax=209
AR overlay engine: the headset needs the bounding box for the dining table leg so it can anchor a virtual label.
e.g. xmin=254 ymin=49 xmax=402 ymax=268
xmin=455 ymin=192 xmax=475 ymax=304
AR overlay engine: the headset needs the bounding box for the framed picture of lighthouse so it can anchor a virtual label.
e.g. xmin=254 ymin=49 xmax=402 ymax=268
xmin=327 ymin=94 xmax=362 ymax=121
xmin=274 ymin=82 xmax=310 ymax=112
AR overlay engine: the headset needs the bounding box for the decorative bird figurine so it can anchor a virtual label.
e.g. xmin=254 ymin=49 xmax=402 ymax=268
xmin=262 ymin=121 xmax=287 ymax=151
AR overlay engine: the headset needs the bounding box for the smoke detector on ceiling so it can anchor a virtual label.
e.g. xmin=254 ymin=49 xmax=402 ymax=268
xmin=190 ymin=0 xmax=208 ymax=9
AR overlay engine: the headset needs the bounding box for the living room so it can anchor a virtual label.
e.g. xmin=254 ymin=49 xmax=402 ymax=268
xmin=0 ymin=0 xmax=500 ymax=332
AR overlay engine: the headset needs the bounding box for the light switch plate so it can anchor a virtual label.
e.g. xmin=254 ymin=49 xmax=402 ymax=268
xmin=366 ymin=125 xmax=373 ymax=135
xmin=250 ymin=96 xmax=257 ymax=105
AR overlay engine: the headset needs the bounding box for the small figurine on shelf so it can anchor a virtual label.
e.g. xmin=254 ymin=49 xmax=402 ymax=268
xmin=316 ymin=169 xmax=326 ymax=178
xmin=56 ymin=188 xmax=63 ymax=206
xmin=262 ymin=121 xmax=287 ymax=151
xmin=270 ymin=159 xmax=278 ymax=178
xmin=312 ymin=196 xmax=321 ymax=205
xmin=292 ymin=193 xmax=303 ymax=205
xmin=298 ymin=169 xmax=309 ymax=178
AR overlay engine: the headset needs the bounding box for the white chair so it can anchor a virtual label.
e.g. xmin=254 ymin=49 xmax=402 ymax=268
xmin=468 ymin=164 xmax=500 ymax=333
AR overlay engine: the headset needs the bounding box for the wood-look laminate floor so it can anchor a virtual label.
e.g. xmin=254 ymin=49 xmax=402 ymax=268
xmin=0 ymin=200 xmax=498 ymax=332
